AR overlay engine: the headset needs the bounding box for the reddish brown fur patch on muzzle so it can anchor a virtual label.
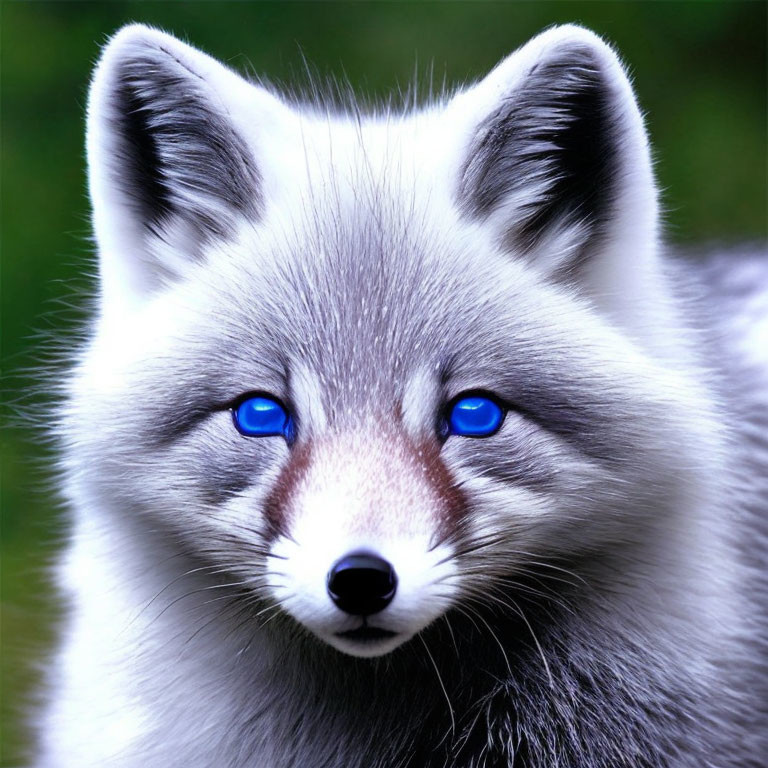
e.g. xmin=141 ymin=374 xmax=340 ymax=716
xmin=411 ymin=436 xmax=469 ymax=545
xmin=263 ymin=440 xmax=313 ymax=540
xmin=263 ymin=424 xmax=468 ymax=545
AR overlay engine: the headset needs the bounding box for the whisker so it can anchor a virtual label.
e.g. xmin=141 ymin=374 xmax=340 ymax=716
xmin=419 ymin=634 xmax=456 ymax=736
xmin=508 ymin=597 xmax=553 ymax=688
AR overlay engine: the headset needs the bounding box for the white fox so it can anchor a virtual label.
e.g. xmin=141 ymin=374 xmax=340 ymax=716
xmin=39 ymin=23 xmax=767 ymax=768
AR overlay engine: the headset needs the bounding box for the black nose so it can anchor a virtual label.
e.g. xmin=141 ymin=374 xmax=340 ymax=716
xmin=327 ymin=552 xmax=397 ymax=616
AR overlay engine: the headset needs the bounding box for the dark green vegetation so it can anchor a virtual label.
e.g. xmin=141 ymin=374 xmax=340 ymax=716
xmin=1 ymin=1 xmax=765 ymax=763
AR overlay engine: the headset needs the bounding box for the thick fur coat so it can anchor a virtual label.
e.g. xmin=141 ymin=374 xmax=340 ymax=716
xmin=39 ymin=23 xmax=767 ymax=768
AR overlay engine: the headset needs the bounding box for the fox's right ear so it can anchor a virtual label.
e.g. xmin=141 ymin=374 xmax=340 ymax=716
xmin=450 ymin=25 xmax=658 ymax=286
xmin=87 ymin=24 xmax=290 ymax=313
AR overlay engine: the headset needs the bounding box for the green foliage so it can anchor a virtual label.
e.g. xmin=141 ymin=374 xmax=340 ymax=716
xmin=1 ymin=2 xmax=765 ymax=763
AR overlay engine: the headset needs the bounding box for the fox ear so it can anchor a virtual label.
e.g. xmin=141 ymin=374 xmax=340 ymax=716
xmin=453 ymin=25 xmax=658 ymax=280
xmin=87 ymin=25 xmax=283 ymax=311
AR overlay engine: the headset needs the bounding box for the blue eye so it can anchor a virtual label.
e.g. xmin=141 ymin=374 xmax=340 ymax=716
xmin=448 ymin=395 xmax=504 ymax=437
xmin=233 ymin=395 xmax=294 ymax=441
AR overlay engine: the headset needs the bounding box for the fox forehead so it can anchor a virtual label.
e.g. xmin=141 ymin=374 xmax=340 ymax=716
xmin=163 ymin=194 xmax=573 ymax=392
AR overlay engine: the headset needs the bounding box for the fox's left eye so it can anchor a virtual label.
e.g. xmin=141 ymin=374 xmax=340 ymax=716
xmin=233 ymin=395 xmax=294 ymax=441
xmin=447 ymin=394 xmax=504 ymax=437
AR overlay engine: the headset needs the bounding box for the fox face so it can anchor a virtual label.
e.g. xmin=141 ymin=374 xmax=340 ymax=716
xmin=67 ymin=24 xmax=719 ymax=659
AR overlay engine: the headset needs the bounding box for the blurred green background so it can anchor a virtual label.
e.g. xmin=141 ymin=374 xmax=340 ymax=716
xmin=1 ymin=1 xmax=766 ymax=764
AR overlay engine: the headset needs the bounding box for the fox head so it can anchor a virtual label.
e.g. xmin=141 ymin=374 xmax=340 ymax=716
xmin=66 ymin=24 xmax=720 ymax=658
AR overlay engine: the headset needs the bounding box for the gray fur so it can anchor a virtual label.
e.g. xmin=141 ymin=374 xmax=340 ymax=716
xmin=101 ymin=32 xmax=261 ymax=264
xmin=458 ymin=41 xmax=620 ymax=260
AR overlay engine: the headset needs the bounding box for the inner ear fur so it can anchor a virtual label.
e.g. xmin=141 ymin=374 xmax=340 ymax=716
xmin=96 ymin=26 xmax=262 ymax=246
xmin=109 ymin=43 xmax=262 ymax=242
xmin=456 ymin=27 xmax=648 ymax=271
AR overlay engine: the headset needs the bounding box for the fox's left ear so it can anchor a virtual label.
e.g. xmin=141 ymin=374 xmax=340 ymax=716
xmin=451 ymin=25 xmax=658 ymax=282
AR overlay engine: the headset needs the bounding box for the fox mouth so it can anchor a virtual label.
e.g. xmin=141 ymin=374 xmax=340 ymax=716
xmin=335 ymin=625 xmax=398 ymax=642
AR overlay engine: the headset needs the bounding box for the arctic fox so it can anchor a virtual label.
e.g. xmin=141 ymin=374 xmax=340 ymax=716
xmin=39 ymin=22 xmax=767 ymax=768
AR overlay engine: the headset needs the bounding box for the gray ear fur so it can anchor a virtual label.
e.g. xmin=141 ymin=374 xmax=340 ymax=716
xmin=87 ymin=25 xmax=265 ymax=305
xmin=105 ymin=33 xmax=261 ymax=242
xmin=455 ymin=26 xmax=657 ymax=278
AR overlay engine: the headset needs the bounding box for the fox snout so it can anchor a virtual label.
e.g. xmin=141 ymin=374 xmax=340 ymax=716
xmin=266 ymin=426 xmax=460 ymax=656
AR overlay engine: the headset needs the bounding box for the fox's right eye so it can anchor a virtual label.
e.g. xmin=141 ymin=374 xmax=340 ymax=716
xmin=446 ymin=394 xmax=505 ymax=438
xmin=233 ymin=395 xmax=294 ymax=442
